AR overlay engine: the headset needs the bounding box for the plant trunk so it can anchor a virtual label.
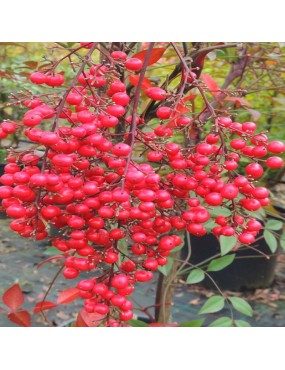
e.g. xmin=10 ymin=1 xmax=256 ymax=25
xmin=155 ymin=249 xmax=181 ymax=324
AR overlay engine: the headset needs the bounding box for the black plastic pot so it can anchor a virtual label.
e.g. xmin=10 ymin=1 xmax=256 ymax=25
xmin=182 ymin=216 xmax=283 ymax=291
xmin=0 ymin=163 xmax=5 ymax=177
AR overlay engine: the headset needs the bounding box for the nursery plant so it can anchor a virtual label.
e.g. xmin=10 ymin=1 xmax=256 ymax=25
xmin=0 ymin=42 xmax=284 ymax=327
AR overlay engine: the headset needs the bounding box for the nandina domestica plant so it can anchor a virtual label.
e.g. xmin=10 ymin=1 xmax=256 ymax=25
xmin=0 ymin=42 xmax=284 ymax=327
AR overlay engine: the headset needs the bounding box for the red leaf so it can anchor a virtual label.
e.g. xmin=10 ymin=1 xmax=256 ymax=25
xmin=201 ymin=73 xmax=220 ymax=97
xmin=193 ymin=42 xmax=225 ymax=69
xmin=225 ymin=97 xmax=252 ymax=108
xmin=132 ymin=47 xmax=166 ymax=66
xmin=166 ymin=94 xmax=196 ymax=128
xmin=2 ymin=284 xmax=24 ymax=311
xmin=76 ymin=309 xmax=105 ymax=327
xmin=129 ymin=74 xmax=152 ymax=90
xmin=37 ymin=254 xmax=66 ymax=270
xmin=57 ymin=287 xmax=80 ymax=305
xmin=33 ymin=301 xmax=57 ymax=314
xmin=8 ymin=310 xmax=31 ymax=327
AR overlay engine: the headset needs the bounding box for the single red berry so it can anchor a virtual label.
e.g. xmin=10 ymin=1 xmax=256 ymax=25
xmin=267 ymin=141 xmax=285 ymax=154
xmin=146 ymin=87 xmax=167 ymax=101
xmin=156 ymin=107 xmax=172 ymax=119
xmin=245 ymin=163 xmax=264 ymax=179
xmin=266 ymin=156 xmax=284 ymax=168
xmin=111 ymin=274 xmax=129 ymax=289
xmin=125 ymin=58 xmax=143 ymax=71
xmin=30 ymin=72 xmax=46 ymax=84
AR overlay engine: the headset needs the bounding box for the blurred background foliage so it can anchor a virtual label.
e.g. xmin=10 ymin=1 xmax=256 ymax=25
xmin=0 ymin=42 xmax=285 ymax=188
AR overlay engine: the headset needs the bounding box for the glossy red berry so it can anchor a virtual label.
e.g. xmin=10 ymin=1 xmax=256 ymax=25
xmin=125 ymin=58 xmax=143 ymax=71
xmin=266 ymin=156 xmax=284 ymax=168
xmin=30 ymin=72 xmax=46 ymax=84
xmin=146 ymin=87 xmax=167 ymax=101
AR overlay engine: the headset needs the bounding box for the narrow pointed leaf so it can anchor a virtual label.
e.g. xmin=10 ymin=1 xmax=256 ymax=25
xmin=128 ymin=319 xmax=149 ymax=327
xmin=129 ymin=74 xmax=152 ymax=90
xmin=132 ymin=47 xmax=166 ymax=66
xmin=209 ymin=317 xmax=233 ymax=327
xmin=229 ymin=297 xmax=253 ymax=317
xmin=57 ymin=287 xmax=80 ymax=305
xmin=198 ymin=295 xmax=225 ymax=314
xmin=201 ymin=73 xmax=220 ymax=97
xmin=33 ymin=301 xmax=57 ymax=314
xmin=186 ymin=269 xmax=205 ymax=284
xmin=265 ymin=219 xmax=283 ymax=231
xmin=180 ymin=319 xmax=205 ymax=327
xmin=220 ymin=236 xmax=238 ymax=255
xmin=207 ymin=254 xmax=235 ymax=272
xmin=264 ymin=230 xmax=278 ymax=253
xmin=235 ymin=320 xmax=251 ymax=327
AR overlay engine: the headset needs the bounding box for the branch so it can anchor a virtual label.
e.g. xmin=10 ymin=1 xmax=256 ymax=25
xmin=121 ymin=42 xmax=155 ymax=189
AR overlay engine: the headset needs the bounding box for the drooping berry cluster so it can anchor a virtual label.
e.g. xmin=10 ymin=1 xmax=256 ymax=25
xmin=0 ymin=42 xmax=284 ymax=326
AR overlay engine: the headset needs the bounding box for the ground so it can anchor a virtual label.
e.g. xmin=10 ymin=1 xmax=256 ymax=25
xmin=1 ymin=216 xmax=285 ymax=327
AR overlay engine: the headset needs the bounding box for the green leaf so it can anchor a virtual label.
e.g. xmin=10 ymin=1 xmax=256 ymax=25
xmin=209 ymin=317 xmax=233 ymax=327
xmin=127 ymin=319 xmax=148 ymax=327
xmin=220 ymin=235 xmax=238 ymax=256
xmin=198 ymin=295 xmax=225 ymax=315
xmin=179 ymin=319 xmax=205 ymax=327
xmin=280 ymin=232 xmax=285 ymax=250
xmin=204 ymin=220 xmax=217 ymax=232
xmin=264 ymin=230 xmax=278 ymax=253
xmin=44 ymin=247 xmax=62 ymax=256
xmin=186 ymin=269 xmax=205 ymax=284
xmin=207 ymin=254 xmax=235 ymax=272
xmin=265 ymin=219 xmax=283 ymax=231
xmin=229 ymin=297 xmax=253 ymax=317
xmin=158 ymin=257 xmax=173 ymax=276
xmin=248 ymin=208 xmax=265 ymax=220
xmin=210 ymin=208 xmax=232 ymax=217
xmin=235 ymin=319 xmax=251 ymax=327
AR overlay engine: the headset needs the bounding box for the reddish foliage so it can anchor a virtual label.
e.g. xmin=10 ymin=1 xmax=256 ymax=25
xmin=129 ymin=74 xmax=152 ymax=90
xmin=76 ymin=309 xmax=105 ymax=327
xmin=133 ymin=47 xmax=166 ymax=66
xmin=57 ymin=288 xmax=80 ymax=305
xmin=2 ymin=284 xmax=24 ymax=311
xmin=33 ymin=301 xmax=57 ymax=314
xmin=8 ymin=310 xmax=31 ymax=327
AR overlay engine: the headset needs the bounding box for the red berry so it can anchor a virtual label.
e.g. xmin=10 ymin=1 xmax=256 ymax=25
xmin=125 ymin=58 xmax=143 ymax=71
xmin=63 ymin=267 xmax=79 ymax=279
xmin=111 ymin=51 xmax=127 ymax=60
xmin=156 ymin=107 xmax=172 ymax=119
xmin=220 ymin=184 xmax=239 ymax=200
xmin=267 ymin=141 xmax=285 ymax=154
xmin=6 ymin=205 xmax=26 ymax=219
xmin=146 ymin=87 xmax=167 ymax=101
xmin=30 ymin=72 xmax=46 ymax=84
xmin=238 ymin=233 xmax=255 ymax=244
xmin=245 ymin=163 xmax=264 ymax=179
xmin=266 ymin=156 xmax=284 ymax=168
xmin=205 ymin=192 xmax=223 ymax=206
xmin=111 ymin=274 xmax=129 ymax=289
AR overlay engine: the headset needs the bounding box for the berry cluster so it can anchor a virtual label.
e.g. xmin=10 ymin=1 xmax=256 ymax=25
xmin=0 ymin=43 xmax=284 ymax=326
